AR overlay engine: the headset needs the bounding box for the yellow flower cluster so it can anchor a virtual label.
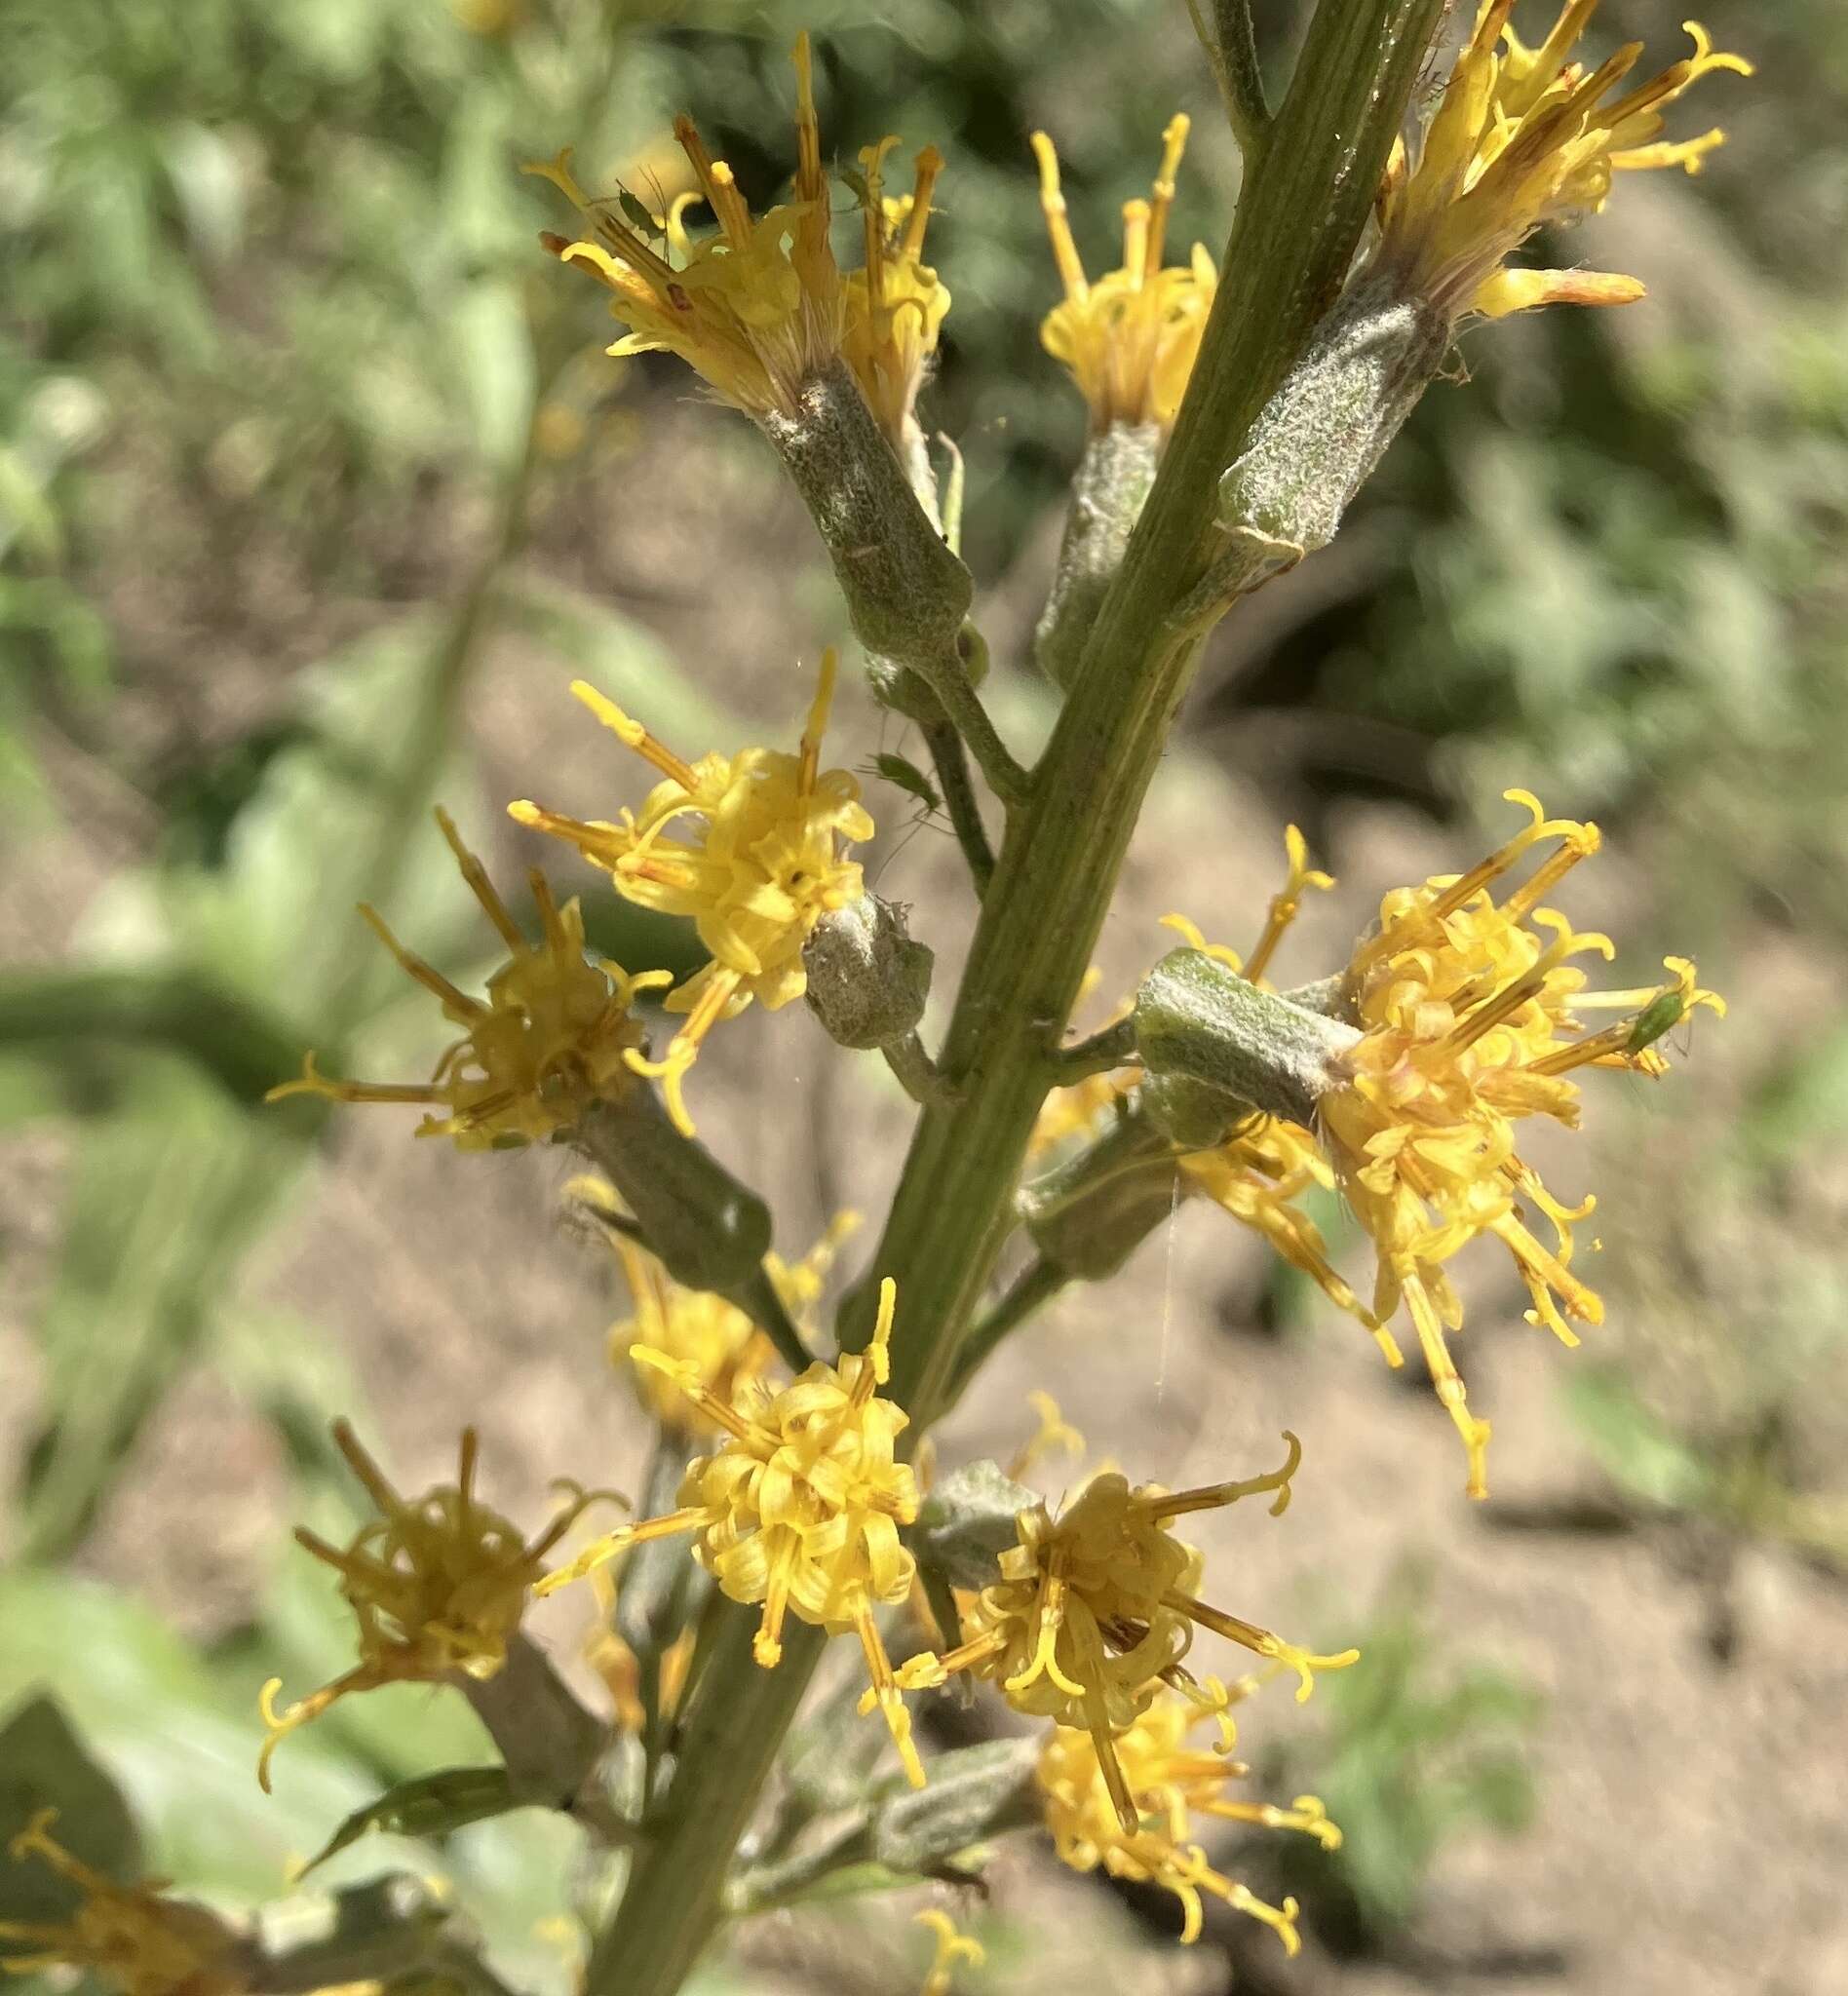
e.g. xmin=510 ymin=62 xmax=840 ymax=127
xmin=842 ymin=140 xmax=951 ymax=447
xmin=889 ymin=1436 xmax=1356 ymax=1833
xmin=1032 ymin=116 xmax=1216 ymax=433
xmin=574 ymin=1174 xmax=859 ymax=1436
xmin=1038 ymin=1690 xmax=1340 ymax=1950
xmin=1322 ymin=789 xmax=1723 ymax=1496
xmin=258 ymin=1424 xmax=600 ymax=1790
xmin=269 ymin=807 xmax=663 ymax=1149
xmin=536 ymin=1279 xmax=928 ymax=1785
xmin=525 ymin=36 xmax=841 ymax=418
xmin=510 ymin=651 xmax=872 ymax=1137
xmin=0 ymin=1812 xmax=237 ymax=1996
xmin=1374 ymin=0 xmax=1752 ymax=322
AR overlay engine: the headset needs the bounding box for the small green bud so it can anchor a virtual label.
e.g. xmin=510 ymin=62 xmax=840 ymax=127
xmin=912 ymin=1458 xmax=1036 ymax=1590
xmin=867 ymin=1737 xmax=1040 ymax=1871
xmin=802 ymin=895 xmax=935 ymax=1051
xmin=1220 ymin=278 xmax=1448 ymax=556
xmin=1138 ymin=1071 xmax=1251 ymax=1151
xmin=1034 ymin=423 xmax=1162 ymax=690
xmin=1135 ymin=948 xmax=1361 ymax=1126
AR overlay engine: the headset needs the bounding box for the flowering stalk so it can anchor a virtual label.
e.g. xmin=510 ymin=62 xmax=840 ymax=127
xmin=588 ymin=7 xmax=1447 ymax=1991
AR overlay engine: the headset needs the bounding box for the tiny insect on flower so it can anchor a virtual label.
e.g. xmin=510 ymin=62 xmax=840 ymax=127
xmin=1038 ymin=1687 xmax=1340 ymax=1951
xmin=267 ymin=807 xmax=667 ymax=1149
xmin=1320 ymin=790 xmax=1723 ymax=1496
xmin=1032 ymin=115 xmax=1217 ymax=433
xmin=508 ymin=650 xmax=873 ymax=1138
xmin=536 ymin=1279 xmax=930 ymax=1786
xmin=887 ymin=1434 xmax=1357 ymax=1834
xmin=0 ymin=1810 xmax=239 ymax=1996
xmin=257 ymin=1424 xmax=608 ymax=1790
xmin=1371 ymin=1 xmax=1752 ymax=323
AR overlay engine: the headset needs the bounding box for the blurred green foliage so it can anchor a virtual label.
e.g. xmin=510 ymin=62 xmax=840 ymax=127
xmin=2 ymin=0 xmax=1845 ymax=1985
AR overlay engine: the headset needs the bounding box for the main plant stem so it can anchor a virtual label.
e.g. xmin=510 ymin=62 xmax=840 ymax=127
xmin=589 ymin=6 xmax=1444 ymax=1990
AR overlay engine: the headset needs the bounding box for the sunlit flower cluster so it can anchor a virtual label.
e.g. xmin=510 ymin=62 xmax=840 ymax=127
xmin=890 ymin=1436 xmax=1356 ymax=1831
xmin=1039 ymin=1688 xmax=1340 ymax=1950
xmin=537 ymin=1279 xmax=928 ymax=1785
xmin=269 ymin=808 xmax=662 ymax=1148
xmin=1322 ymin=789 xmax=1724 ymax=1495
xmin=1372 ymin=0 xmax=1752 ymax=321
xmin=510 ymin=651 xmax=872 ymax=1136
xmin=0 ymin=1812 xmax=237 ymax=1996
xmin=1032 ymin=115 xmax=1217 ymax=432
xmin=842 ymin=140 xmax=951 ymax=446
xmin=258 ymin=1424 xmax=601 ymax=1789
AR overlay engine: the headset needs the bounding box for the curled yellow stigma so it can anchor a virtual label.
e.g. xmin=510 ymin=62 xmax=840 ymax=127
xmin=1032 ymin=115 xmax=1217 ymax=432
xmin=536 ymin=1279 xmax=928 ymax=1786
xmin=267 ymin=806 xmax=663 ymax=1149
xmin=1321 ymin=790 xmax=1722 ymax=1496
xmin=1372 ymin=1 xmax=1752 ymax=323
xmin=887 ymin=1437 xmax=1356 ymax=1833
xmin=1037 ymin=1690 xmax=1339 ymax=1950
xmin=257 ymin=1423 xmax=606 ymax=1790
xmin=509 ymin=651 xmax=872 ymax=1137
xmin=914 ymin=1908 xmax=984 ymax=1996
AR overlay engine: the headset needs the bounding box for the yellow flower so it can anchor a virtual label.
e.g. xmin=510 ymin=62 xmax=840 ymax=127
xmin=1038 ymin=1690 xmax=1340 ymax=1950
xmin=890 ymin=1437 xmax=1356 ymax=1833
xmin=257 ymin=1424 xmax=601 ymax=1790
xmin=524 ymin=35 xmax=842 ymax=417
xmin=1032 ymin=115 xmax=1216 ymax=432
xmin=1321 ymin=790 xmax=1724 ymax=1497
xmin=0 ymin=1811 xmax=237 ymax=1996
xmin=576 ymin=1178 xmax=859 ymax=1436
xmin=508 ymin=651 xmax=872 ymax=1137
xmin=268 ymin=807 xmax=665 ymax=1149
xmin=842 ymin=140 xmax=951 ymax=446
xmin=1373 ymin=1 xmax=1752 ymax=322
xmin=537 ymin=1280 xmax=928 ymax=1786
xmin=581 ymin=1561 xmax=696 ymax=1736
xmin=914 ymin=1909 xmax=983 ymax=1996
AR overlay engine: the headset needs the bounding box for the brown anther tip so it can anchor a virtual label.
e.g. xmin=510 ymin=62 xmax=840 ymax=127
xmin=538 ymin=231 xmax=572 ymax=257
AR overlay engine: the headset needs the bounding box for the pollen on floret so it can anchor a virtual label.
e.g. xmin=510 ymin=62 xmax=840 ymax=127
xmin=887 ymin=1434 xmax=1357 ymax=1834
xmin=1037 ymin=1688 xmax=1340 ymax=1951
xmin=267 ymin=806 xmax=667 ymax=1149
xmin=257 ymin=1423 xmax=607 ymax=1790
xmin=508 ymin=651 xmax=872 ymax=1138
xmin=1318 ymin=789 xmax=1724 ymax=1497
xmin=1371 ymin=1 xmax=1752 ymax=325
xmin=535 ymin=1278 xmax=931 ymax=1787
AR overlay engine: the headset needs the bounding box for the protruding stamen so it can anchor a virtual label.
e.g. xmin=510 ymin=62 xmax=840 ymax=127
xmin=358 ymin=904 xmax=482 ymax=1017
xmin=1030 ymin=132 xmax=1088 ymax=301
xmin=903 ymin=146 xmax=944 ymax=259
xmin=568 ymin=679 xmax=701 ymax=791
xmin=798 ymin=647 xmax=839 ymax=798
xmin=1144 ymin=1432 xmax=1302 ymax=1520
xmin=435 ymin=806 xmax=526 ymax=952
xmin=1143 ymin=113 xmax=1190 ymax=276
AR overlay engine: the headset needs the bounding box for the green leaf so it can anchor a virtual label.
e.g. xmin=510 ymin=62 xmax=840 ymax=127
xmin=1560 ymin=1367 xmax=1713 ymax=1511
xmin=299 ymin=1768 xmax=527 ymax=1877
xmin=0 ymin=1696 xmax=141 ymax=1933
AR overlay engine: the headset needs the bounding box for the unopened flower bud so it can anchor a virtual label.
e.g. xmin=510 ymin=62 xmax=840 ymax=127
xmin=1219 ymin=280 xmax=1447 ymax=558
xmin=802 ymin=894 xmax=935 ymax=1050
xmin=1135 ymin=948 xmax=1360 ymax=1127
xmin=912 ymin=1458 xmax=1038 ymax=1591
xmin=1138 ymin=1071 xmax=1250 ymax=1152
xmin=1019 ymin=1112 xmax=1178 ymax=1282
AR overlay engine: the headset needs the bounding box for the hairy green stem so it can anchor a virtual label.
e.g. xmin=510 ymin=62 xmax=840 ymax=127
xmin=921 ymin=716 xmax=996 ymax=891
xmin=587 ymin=5 xmax=1444 ymax=1989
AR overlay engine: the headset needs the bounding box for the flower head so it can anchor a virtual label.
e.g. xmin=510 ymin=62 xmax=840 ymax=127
xmin=537 ymin=1280 xmax=928 ymax=1785
xmin=1321 ymin=790 xmax=1724 ymax=1496
xmin=0 ymin=1812 xmax=237 ymax=1996
xmin=268 ymin=808 xmax=663 ymax=1149
xmin=1373 ymin=1 xmax=1752 ymax=322
xmin=576 ymin=1177 xmax=859 ymax=1436
xmin=509 ymin=651 xmax=872 ymax=1137
xmin=1038 ymin=1689 xmax=1340 ymax=1950
xmin=891 ymin=1436 xmax=1356 ymax=1832
xmin=258 ymin=1423 xmax=601 ymax=1789
xmin=524 ymin=35 xmax=842 ymax=416
xmin=842 ymin=140 xmax=951 ymax=445
xmin=1032 ymin=116 xmax=1216 ymax=433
